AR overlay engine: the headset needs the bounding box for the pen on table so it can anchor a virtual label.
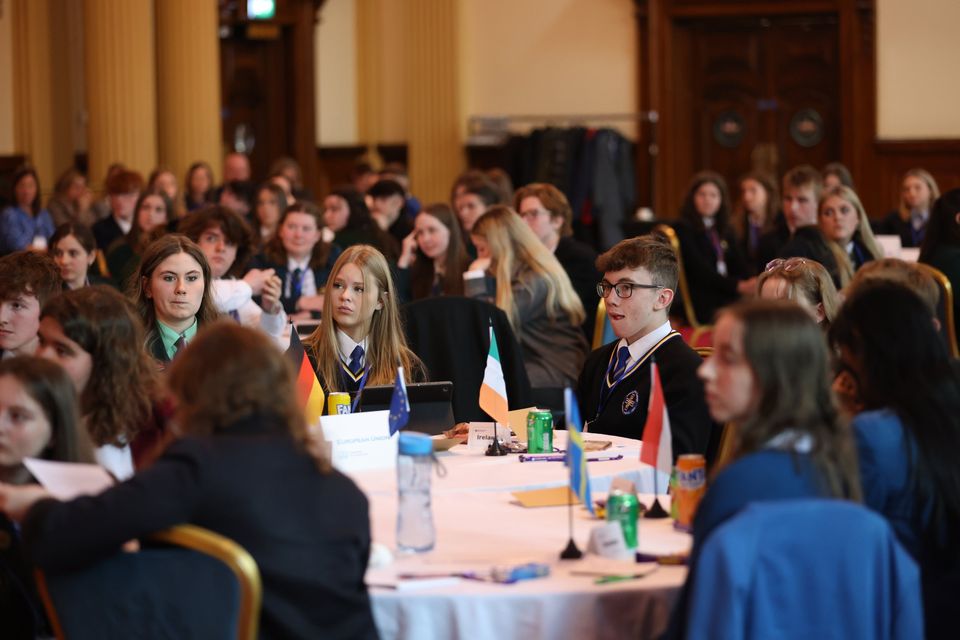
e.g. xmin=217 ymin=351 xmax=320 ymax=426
xmin=518 ymin=453 xmax=624 ymax=463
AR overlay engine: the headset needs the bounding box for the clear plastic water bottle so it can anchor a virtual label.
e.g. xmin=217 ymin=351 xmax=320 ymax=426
xmin=397 ymin=432 xmax=435 ymax=553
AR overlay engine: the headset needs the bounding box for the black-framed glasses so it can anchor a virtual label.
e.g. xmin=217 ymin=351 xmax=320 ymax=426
xmin=597 ymin=281 xmax=663 ymax=299
xmin=764 ymin=257 xmax=808 ymax=273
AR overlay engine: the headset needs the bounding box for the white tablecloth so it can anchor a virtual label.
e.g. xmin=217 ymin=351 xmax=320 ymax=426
xmin=355 ymin=434 xmax=690 ymax=640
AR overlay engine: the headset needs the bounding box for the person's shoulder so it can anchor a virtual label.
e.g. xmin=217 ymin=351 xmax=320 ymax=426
xmin=556 ymin=236 xmax=597 ymax=263
xmin=712 ymin=450 xmax=802 ymax=488
xmin=852 ymin=409 xmax=906 ymax=448
xmin=657 ymin=335 xmax=702 ymax=368
xmin=582 ymin=341 xmax=616 ymax=370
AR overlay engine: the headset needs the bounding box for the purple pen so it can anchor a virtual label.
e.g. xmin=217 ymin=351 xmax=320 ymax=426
xmin=518 ymin=453 xmax=624 ymax=463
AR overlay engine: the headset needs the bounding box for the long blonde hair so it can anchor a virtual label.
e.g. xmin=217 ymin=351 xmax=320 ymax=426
xmin=819 ymin=185 xmax=883 ymax=287
xmin=471 ymin=205 xmax=585 ymax=329
xmin=304 ymin=245 xmax=424 ymax=391
xmin=898 ymin=168 xmax=940 ymax=222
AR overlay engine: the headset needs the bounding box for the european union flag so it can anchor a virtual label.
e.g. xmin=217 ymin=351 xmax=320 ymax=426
xmin=388 ymin=366 xmax=410 ymax=435
xmin=564 ymin=388 xmax=594 ymax=515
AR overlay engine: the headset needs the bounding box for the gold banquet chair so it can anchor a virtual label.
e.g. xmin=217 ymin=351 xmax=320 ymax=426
xmin=914 ymin=262 xmax=960 ymax=358
xmin=653 ymin=224 xmax=702 ymax=329
xmin=36 ymin=524 xmax=262 ymax=640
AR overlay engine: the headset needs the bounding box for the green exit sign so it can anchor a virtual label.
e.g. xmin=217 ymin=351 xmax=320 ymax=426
xmin=248 ymin=0 xmax=276 ymax=20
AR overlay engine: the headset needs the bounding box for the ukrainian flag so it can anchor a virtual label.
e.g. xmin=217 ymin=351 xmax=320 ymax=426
xmin=564 ymin=388 xmax=595 ymax=515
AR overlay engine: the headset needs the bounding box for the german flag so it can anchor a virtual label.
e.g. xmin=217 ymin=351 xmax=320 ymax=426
xmin=286 ymin=329 xmax=326 ymax=425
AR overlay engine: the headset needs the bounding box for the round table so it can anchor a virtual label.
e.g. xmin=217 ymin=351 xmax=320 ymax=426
xmin=354 ymin=433 xmax=691 ymax=640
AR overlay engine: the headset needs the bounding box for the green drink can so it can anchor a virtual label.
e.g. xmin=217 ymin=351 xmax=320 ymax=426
xmin=526 ymin=410 xmax=554 ymax=453
xmin=606 ymin=490 xmax=640 ymax=548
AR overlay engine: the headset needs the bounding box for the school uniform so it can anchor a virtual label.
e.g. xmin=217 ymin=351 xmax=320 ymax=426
xmin=248 ymin=246 xmax=342 ymax=315
xmin=306 ymin=331 xmax=370 ymax=396
xmin=777 ymin=225 xmax=841 ymax=288
xmin=576 ymin=322 xmax=714 ymax=460
xmin=674 ymin=220 xmax=749 ymax=323
xmin=91 ymin=216 xmax=131 ymax=257
xmin=146 ymin=319 xmax=198 ymax=366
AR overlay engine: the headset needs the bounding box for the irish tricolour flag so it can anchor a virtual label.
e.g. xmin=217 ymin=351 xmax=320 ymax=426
xmin=479 ymin=324 xmax=510 ymax=427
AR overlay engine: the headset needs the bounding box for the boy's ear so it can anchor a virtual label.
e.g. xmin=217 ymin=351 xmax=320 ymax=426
xmin=654 ymin=287 xmax=675 ymax=311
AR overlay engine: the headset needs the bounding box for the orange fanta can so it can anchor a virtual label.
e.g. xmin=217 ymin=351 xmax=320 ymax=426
xmin=675 ymin=454 xmax=706 ymax=529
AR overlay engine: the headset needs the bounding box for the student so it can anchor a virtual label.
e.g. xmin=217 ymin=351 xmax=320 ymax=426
xmin=515 ymin=182 xmax=600 ymax=338
xmin=183 ymin=161 xmax=215 ymax=213
xmin=920 ymin=188 xmax=960 ymax=341
xmin=106 ymin=190 xmax=175 ymax=290
xmin=666 ymin=299 xmax=861 ymax=638
xmin=304 ymin=245 xmax=424 ymax=395
xmin=829 ymin=283 xmax=960 ymax=637
xmin=821 ymin=161 xmax=856 ymax=191
xmin=0 ymin=252 xmax=62 ymax=359
xmin=323 ymin=187 xmax=398 ymax=261
xmin=1 ymin=324 xmax=380 ymax=639
xmin=250 ymin=202 xmax=341 ymax=320
xmin=91 ymin=169 xmax=144 ymax=253
xmin=130 ymin=235 xmax=221 ymax=367
xmin=734 ymin=171 xmax=779 ymax=275
xmin=179 ymin=206 xmax=287 ymax=343
xmin=38 ymin=286 xmax=163 ymax=476
xmin=818 ymin=185 xmax=882 ymax=288
xmin=49 ymin=223 xmax=105 ymax=290
xmin=1 ymin=166 xmax=55 ymax=255
xmin=469 ymin=206 xmax=588 ymax=387
xmin=396 ymin=203 xmax=469 ymax=302
xmin=757 ymin=257 xmax=839 ymax=329
xmin=147 ymin=167 xmax=181 ymax=218
xmin=576 ymin=236 xmax=712 ymax=458
xmin=368 ymin=178 xmax=414 ymax=244
xmin=774 ymin=165 xmax=840 ymax=286
xmin=47 ymin=168 xmax=95 ymax=228
xmin=0 ymin=356 xmax=95 ymax=640
xmin=877 ymin=168 xmax=940 ymax=248
xmin=673 ymin=171 xmax=753 ymax=322
xmin=252 ymin=183 xmax=288 ymax=250
xmin=454 ymin=176 xmax=500 ymax=235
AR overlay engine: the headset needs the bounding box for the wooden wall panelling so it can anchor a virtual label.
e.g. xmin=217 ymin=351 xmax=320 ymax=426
xmin=316 ymin=144 xmax=365 ymax=196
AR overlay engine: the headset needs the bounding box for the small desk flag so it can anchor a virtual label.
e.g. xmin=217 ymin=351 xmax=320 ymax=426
xmin=564 ymin=388 xmax=595 ymax=515
xmin=479 ymin=323 xmax=510 ymax=427
xmin=286 ymin=330 xmax=325 ymax=425
xmin=640 ymin=360 xmax=673 ymax=474
xmin=388 ymin=366 xmax=410 ymax=435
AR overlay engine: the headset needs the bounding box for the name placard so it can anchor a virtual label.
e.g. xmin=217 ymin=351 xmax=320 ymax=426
xmin=466 ymin=421 xmax=512 ymax=450
xmin=587 ymin=522 xmax=633 ymax=560
xmin=319 ymin=410 xmax=397 ymax=473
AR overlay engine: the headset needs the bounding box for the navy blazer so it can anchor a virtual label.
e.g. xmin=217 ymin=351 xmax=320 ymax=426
xmin=248 ymin=246 xmax=342 ymax=315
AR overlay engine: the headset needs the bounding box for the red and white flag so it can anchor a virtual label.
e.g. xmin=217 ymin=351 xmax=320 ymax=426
xmin=640 ymin=361 xmax=673 ymax=474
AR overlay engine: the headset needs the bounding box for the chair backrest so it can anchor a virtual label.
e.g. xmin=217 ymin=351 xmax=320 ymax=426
xmin=402 ymin=296 xmax=532 ymax=422
xmin=591 ymin=299 xmax=618 ymax=350
xmin=36 ymin=524 xmax=262 ymax=640
xmin=685 ymin=499 xmax=923 ymax=639
xmin=653 ymin=224 xmax=701 ymax=328
xmin=914 ymin=262 xmax=960 ymax=358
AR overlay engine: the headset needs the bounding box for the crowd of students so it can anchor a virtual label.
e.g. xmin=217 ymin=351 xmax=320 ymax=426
xmin=0 ymin=154 xmax=958 ymax=638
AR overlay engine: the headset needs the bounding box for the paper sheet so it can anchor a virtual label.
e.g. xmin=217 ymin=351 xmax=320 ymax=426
xmin=511 ymin=486 xmax=580 ymax=508
xmin=24 ymin=458 xmax=115 ymax=500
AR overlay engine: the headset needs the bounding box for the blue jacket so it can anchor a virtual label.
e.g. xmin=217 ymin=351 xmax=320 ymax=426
xmin=685 ymin=500 xmax=923 ymax=639
xmin=0 ymin=206 xmax=55 ymax=254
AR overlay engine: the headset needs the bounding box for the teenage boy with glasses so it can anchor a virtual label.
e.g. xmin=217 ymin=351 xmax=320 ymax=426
xmin=576 ymin=236 xmax=715 ymax=462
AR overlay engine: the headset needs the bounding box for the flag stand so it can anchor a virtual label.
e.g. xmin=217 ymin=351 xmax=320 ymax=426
xmin=644 ymin=470 xmax=669 ymax=519
xmin=485 ymin=423 xmax=508 ymax=456
xmin=559 ymin=466 xmax=583 ymax=559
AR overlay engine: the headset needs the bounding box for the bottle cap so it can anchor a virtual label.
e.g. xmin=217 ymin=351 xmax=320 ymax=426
xmin=398 ymin=431 xmax=434 ymax=456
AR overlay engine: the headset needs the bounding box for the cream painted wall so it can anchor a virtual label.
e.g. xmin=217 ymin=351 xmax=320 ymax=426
xmin=877 ymin=0 xmax=960 ymax=139
xmin=316 ymin=0 xmax=358 ymax=145
xmin=458 ymin=0 xmax=639 ymax=139
xmin=0 ymin=1 xmax=16 ymax=154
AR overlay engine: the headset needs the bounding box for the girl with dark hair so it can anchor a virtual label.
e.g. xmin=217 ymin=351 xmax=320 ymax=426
xmin=38 ymin=285 xmax=161 ymax=477
xmin=0 ymin=356 xmax=95 ymax=639
xmin=735 ymin=171 xmax=779 ymax=274
xmin=1 ymin=167 xmax=55 ymax=255
xmin=252 ymin=183 xmax=288 ymax=250
xmin=666 ymin=299 xmax=861 ymax=637
xmin=1 ymin=324 xmax=379 ymax=639
xmin=105 ymin=190 xmax=176 ymax=290
xmin=47 ymin=168 xmax=94 ymax=227
xmin=49 ymin=223 xmax=106 ymax=290
xmin=250 ymin=201 xmax=341 ymax=320
xmin=323 ymin=186 xmax=398 ymax=261
xmin=919 ymin=188 xmax=960 ymax=341
xmin=183 ymin=161 xmax=214 ymax=212
xmin=674 ymin=171 xmax=753 ymax=322
xmin=129 ymin=234 xmax=221 ymax=367
xmin=829 ymin=283 xmax=960 ymax=637
xmin=396 ymin=203 xmax=469 ymax=301
xmin=305 ymin=245 xmax=424 ymax=395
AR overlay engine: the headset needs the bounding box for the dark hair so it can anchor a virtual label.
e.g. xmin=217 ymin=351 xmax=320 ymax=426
xmin=367 ymin=179 xmax=406 ymax=200
xmin=0 ymin=356 xmax=95 ymax=477
xmin=267 ymin=156 xmax=303 ymax=189
xmin=105 ymin=169 xmax=144 ymax=196
xmin=460 ymin=177 xmax=501 ymax=207
xmin=782 ymin=165 xmax=823 ymax=202
xmin=484 ymin=168 xmax=514 ymax=205
xmin=10 ymin=166 xmax=41 ymax=215
xmin=126 ymin=190 xmax=175 ymax=253
xmin=130 ymin=235 xmax=220 ymax=354
xmin=253 ymin=183 xmax=288 ymax=241
xmin=332 ymin=186 xmax=374 ymax=232
xmin=822 ymin=162 xmax=855 ymax=190
xmin=41 ymin=286 xmax=157 ymax=446
xmin=0 ymin=251 xmax=63 ymax=307
xmin=514 ymin=183 xmax=574 ymax=237
xmin=680 ymin=171 xmax=732 ymax=235
xmin=724 ymin=299 xmax=860 ymax=500
xmin=178 ymin=205 xmax=256 ymax=277
xmin=264 ymin=201 xmax=333 ymax=270
xmin=184 ymin=161 xmax=214 ymax=205
xmin=409 ymin=203 xmax=469 ymax=299
xmin=596 ymin=235 xmax=679 ymax=292
xmin=829 ymin=282 xmax=960 ymax=560
xmin=737 ymin=171 xmax=779 ymax=235
xmin=919 ymin=188 xmax=960 ymax=262
xmin=50 ymin=222 xmax=97 ymax=255
xmin=221 ymin=180 xmax=256 ymax=212
xmin=53 ymin=168 xmax=86 ymax=197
